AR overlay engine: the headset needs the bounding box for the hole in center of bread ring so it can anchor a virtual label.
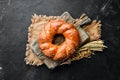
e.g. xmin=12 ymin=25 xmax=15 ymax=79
xmin=52 ymin=34 xmax=65 ymax=46
xmin=38 ymin=20 xmax=80 ymax=61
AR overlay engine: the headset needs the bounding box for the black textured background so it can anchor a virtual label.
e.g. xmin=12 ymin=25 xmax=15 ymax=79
xmin=0 ymin=0 xmax=120 ymax=80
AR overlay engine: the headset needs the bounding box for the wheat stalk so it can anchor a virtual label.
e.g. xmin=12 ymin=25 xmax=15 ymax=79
xmin=68 ymin=40 xmax=107 ymax=61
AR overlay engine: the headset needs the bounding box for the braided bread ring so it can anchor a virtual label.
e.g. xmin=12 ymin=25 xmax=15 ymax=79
xmin=38 ymin=20 xmax=80 ymax=61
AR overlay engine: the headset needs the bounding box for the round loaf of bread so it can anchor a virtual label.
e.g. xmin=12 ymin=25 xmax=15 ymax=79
xmin=38 ymin=20 xmax=80 ymax=61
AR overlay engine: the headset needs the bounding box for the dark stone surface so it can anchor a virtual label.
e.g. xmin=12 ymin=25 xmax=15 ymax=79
xmin=0 ymin=0 xmax=120 ymax=80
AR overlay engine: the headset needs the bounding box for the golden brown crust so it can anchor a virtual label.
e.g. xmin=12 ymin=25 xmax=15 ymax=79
xmin=38 ymin=20 xmax=80 ymax=61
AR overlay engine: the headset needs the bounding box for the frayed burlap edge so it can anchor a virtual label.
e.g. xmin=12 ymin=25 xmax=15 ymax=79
xmin=25 ymin=14 xmax=58 ymax=66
